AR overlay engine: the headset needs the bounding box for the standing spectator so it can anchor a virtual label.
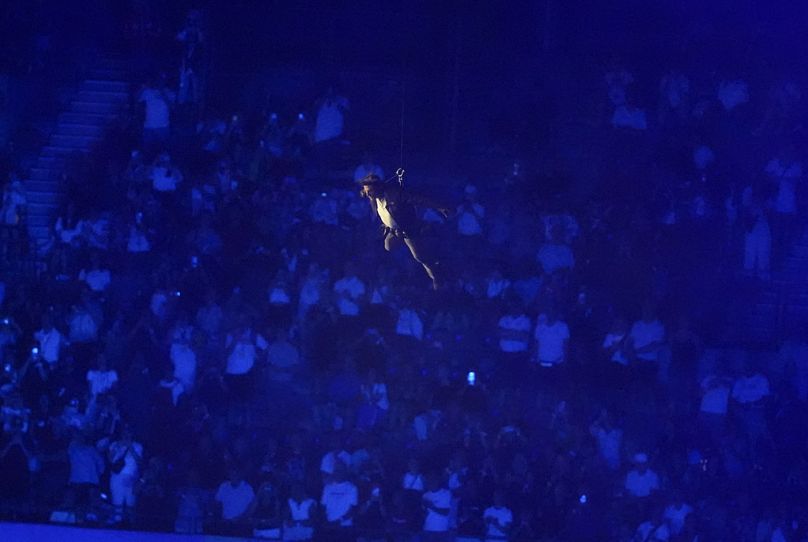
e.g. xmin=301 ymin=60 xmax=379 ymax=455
xmin=532 ymin=309 xmax=570 ymax=368
xmin=67 ymin=431 xmax=105 ymax=515
xmin=215 ymin=469 xmax=255 ymax=533
xmin=314 ymin=87 xmax=350 ymax=144
xmin=483 ymin=488 xmax=513 ymax=542
xmin=138 ymin=77 xmax=176 ymax=151
xmin=624 ymin=453 xmax=660 ymax=498
xmin=320 ymin=465 xmax=358 ymax=540
xmin=456 ymin=184 xmax=485 ymax=243
xmin=421 ymin=472 xmax=452 ymax=541
xmin=86 ymin=355 xmax=118 ymax=399
xmin=283 ymin=483 xmax=316 ymax=541
xmin=33 ymin=314 xmax=63 ymax=366
xmin=107 ymin=426 xmax=143 ymax=523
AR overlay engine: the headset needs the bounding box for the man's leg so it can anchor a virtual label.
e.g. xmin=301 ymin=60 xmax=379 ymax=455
xmin=403 ymin=236 xmax=443 ymax=287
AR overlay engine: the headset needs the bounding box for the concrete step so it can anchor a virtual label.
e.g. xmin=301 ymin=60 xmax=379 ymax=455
xmin=26 ymin=203 xmax=57 ymax=217
xmin=27 ymin=225 xmax=51 ymax=239
xmin=76 ymin=90 xmax=128 ymax=104
xmin=88 ymin=69 xmax=129 ymax=81
xmin=36 ymin=156 xmax=66 ymax=169
xmin=40 ymin=146 xmax=85 ymax=158
xmin=26 ymin=214 xmax=52 ymax=227
xmin=24 ymin=180 xmax=60 ymax=193
xmin=71 ymin=101 xmax=118 ymax=115
xmin=29 ymin=168 xmax=61 ymax=181
xmin=56 ymin=124 xmax=105 ymax=137
xmin=26 ymin=192 xmax=60 ymax=205
xmin=82 ymin=80 xmax=129 ymax=93
xmin=58 ymin=112 xmax=110 ymax=125
xmin=49 ymin=134 xmax=100 ymax=148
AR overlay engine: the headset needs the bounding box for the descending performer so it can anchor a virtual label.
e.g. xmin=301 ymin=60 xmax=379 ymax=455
xmin=358 ymin=172 xmax=451 ymax=290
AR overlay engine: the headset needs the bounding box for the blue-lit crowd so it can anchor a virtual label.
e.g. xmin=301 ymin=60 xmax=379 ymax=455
xmin=1 ymin=21 xmax=808 ymax=542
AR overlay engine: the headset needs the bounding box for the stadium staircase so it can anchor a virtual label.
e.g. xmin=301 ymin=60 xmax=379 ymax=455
xmin=24 ymin=56 xmax=130 ymax=246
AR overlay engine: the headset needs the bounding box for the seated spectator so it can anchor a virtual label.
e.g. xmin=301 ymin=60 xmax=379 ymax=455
xmin=284 ymin=483 xmax=316 ymax=541
xmin=662 ymin=494 xmax=693 ymax=536
xmin=266 ymin=328 xmax=300 ymax=376
xmin=333 ymin=263 xmax=366 ymax=317
xmin=0 ymin=176 xmax=26 ymax=226
xmin=320 ymin=435 xmax=351 ymax=477
xmin=68 ymin=291 xmax=102 ymax=345
xmin=402 ymin=458 xmax=425 ymax=493
xmin=589 ymin=410 xmax=623 ymax=470
xmin=627 ymin=305 xmax=669 ymax=377
xmin=456 ymin=185 xmax=485 ymax=238
xmin=731 ymin=363 xmax=770 ymax=443
xmin=67 ymin=431 xmax=105 ymax=513
xmin=149 ymin=152 xmax=184 ymax=193
xmin=624 ymin=453 xmax=660 ymax=498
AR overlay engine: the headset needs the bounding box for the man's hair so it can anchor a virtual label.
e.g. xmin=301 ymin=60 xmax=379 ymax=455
xmin=358 ymin=173 xmax=383 ymax=186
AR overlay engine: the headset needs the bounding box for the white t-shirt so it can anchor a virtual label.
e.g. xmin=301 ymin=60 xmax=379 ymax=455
xmin=663 ymin=503 xmax=693 ymax=535
xmin=629 ymin=320 xmax=665 ymax=361
xmin=732 ymin=374 xmax=770 ymax=404
xmin=396 ymin=309 xmax=424 ymax=341
xmin=457 ymin=203 xmax=484 ymax=236
xmin=34 ymin=328 xmax=62 ymax=364
xmin=422 ymin=488 xmax=451 ymax=532
xmin=79 ymin=269 xmax=111 ymax=292
xmin=225 ymin=333 xmax=268 ymax=375
xmin=534 ymin=318 xmax=570 ymax=365
xmin=537 ymin=243 xmax=575 ymax=274
xmin=216 ymin=481 xmax=255 ymax=520
xmin=591 ymin=426 xmax=622 ymax=470
xmin=314 ymin=97 xmax=349 ymax=143
xmin=288 ymin=497 xmax=315 ymax=521
xmin=87 ymin=369 xmax=118 ymax=397
xmin=334 ymin=276 xmax=366 ymax=317
xmin=139 ymin=88 xmax=174 ymax=129
xmin=171 ymin=343 xmax=197 ymax=389
xmin=700 ymin=376 xmax=730 ymax=415
xmin=108 ymin=441 xmax=143 ymax=477
xmin=498 ymin=314 xmax=531 ymax=353
xmin=127 ymin=226 xmax=151 ymax=253
xmin=625 ymin=468 xmax=660 ymax=498
xmin=320 ymin=481 xmax=358 ymax=526
xmin=320 ymin=450 xmax=351 ymax=475
xmin=603 ymin=333 xmax=628 ymax=365
xmin=402 ymin=472 xmax=424 ymax=492
xmin=150 ymin=166 xmax=182 ymax=192
xmin=484 ymin=505 xmax=513 ymax=538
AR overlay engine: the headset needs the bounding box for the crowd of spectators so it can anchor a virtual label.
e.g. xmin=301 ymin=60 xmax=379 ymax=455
xmin=1 ymin=17 xmax=808 ymax=542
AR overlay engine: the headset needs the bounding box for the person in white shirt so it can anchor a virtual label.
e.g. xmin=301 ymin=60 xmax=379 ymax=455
xmin=589 ymin=410 xmax=622 ymax=471
xmin=396 ymin=305 xmax=424 ymax=341
xmin=284 ymin=483 xmax=316 ymax=541
xmin=320 ymin=465 xmax=358 ymax=532
xmin=107 ymin=426 xmax=143 ymax=522
xmin=170 ymin=334 xmax=197 ymax=392
xmin=266 ymin=328 xmax=300 ymax=378
xmin=224 ymin=325 xmax=268 ymax=397
xmin=333 ymin=264 xmax=366 ymax=317
xmin=456 ymin=184 xmax=485 ymax=238
xmin=86 ymin=355 xmax=118 ymax=398
xmin=483 ymin=489 xmax=513 ymax=542
xmin=624 ymin=453 xmax=660 ymax=498
xmin=215 ymin=470 xmax=255 ymax=522
xmin=34 ymin=314 xmax=63 ymax=365
xmin=699 ymin=373 xmax=732 ymax=440
xmin=78 ymin=252 xmax=111 ymax=292
xmin=138 ymin=79 xmax=175 ymax=148
xmin=663 ymin=496 xmax=693 ymax=536
xmin=320 ymin=436 xmax=351 ymax=477
xmin=732 ymin=364 xmax=771 ymax=443
xmin=314 ymin=88 xmax=349 ymax=143
xmin=402 ymin=458 xmax=425 ymax=492
xmin=497 ymin=304 xmax=531 ymax=355
xmin=421 ymin=473 xmax=452 ymax=541
xmin=533 ymin=309 xmax=570 ymax=367
xmin=149 ymin=153 xmax=184 ymax=193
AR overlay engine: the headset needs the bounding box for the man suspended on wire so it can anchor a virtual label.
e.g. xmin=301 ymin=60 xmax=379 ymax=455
xmin=358 ymin=171 xmax=451 ymax=290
